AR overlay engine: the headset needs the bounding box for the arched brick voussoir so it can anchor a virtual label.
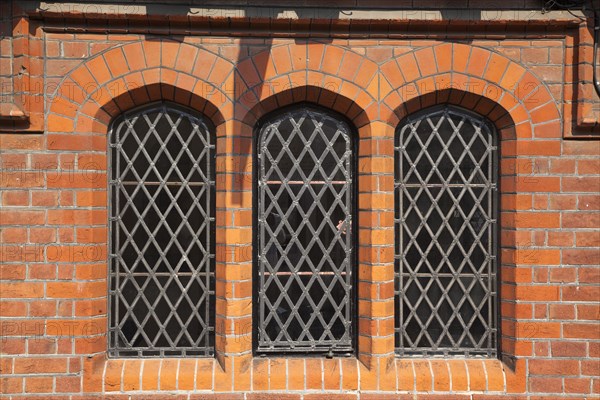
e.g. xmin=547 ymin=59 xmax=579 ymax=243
xmin=234 ymin=42 xmax=379 ymax=93
xmin=48 ymin=39 xmax=235 ymax=134
xmin=95 ymin=40 xmax=232 ymax=87
xmin=381 ymin=72 xmax=555 ymax=137
xmin=379 ymin=43 xmax=559 ymax=129
xmin=233 ymin=42 xmax=379 ymax=126
xmin=236 ymin=73 xmax=378 ymax=129
xmin=50 ymin=74 xmax=231 ymax=135
xmin=237 ymin=81 xmax=376 ymax=131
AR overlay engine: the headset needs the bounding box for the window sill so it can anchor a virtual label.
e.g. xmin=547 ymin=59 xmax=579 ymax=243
xmin=102 ymin=358 xmax=217 ymax=392
xmin=98 ymin=356 xmax=524 ymax=394
xmin=393 ymin=358 xmax=507 ymax=392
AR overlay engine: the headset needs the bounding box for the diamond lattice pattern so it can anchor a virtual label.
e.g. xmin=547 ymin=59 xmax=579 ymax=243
xmin=394 ymin=107 xmax=498 ymax=357
xmin=109 ymin=103 xmax=215 ymax=357
xmin=257 ymin=107 xmax=353 ymax=353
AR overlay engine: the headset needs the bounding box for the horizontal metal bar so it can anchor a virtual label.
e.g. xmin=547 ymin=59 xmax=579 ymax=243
xmin=262 ymin=271 xmax=348 ymax=276
xmin=266 ymin=181 xmax=348 ymax=184
xmin=398 ymin=183 xmax=493 ymax=188
xmin=256 ymin=346 xmax=354 ymax=353
xmin=119 ymin=181 xmax=212 ymax=186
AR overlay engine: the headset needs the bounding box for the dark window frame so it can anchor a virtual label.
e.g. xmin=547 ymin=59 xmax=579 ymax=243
xmin=394 ymin=104 xmax=500 ymax=358
xmin=108 ymin=101 xmax=216 ymax=358
xmin=252 ymin=103 xmax=358 ymax=356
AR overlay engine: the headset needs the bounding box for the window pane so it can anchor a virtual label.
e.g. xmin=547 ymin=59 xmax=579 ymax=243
xmin=108 ymin=102 xmax=215 ymax=357
xmin=257 ymin=106 xmax=354 ymax=354
xmin=395 ymin=106 xmax=498 ymax=357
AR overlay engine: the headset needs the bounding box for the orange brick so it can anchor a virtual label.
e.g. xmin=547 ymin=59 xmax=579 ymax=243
xmin=529 ymin=359 xmax=579 ymax=376
xmin=1 ymin=228 xmax=27 ymax=244
xmin=1 ymin=377 xmax=23 ymax=393
xmin=288 ymin=358 xmax=305 ymax=391
xmin=2 ymin=190 xmax=28 ymax=206
xmin=0 ymin=135 xmax=43 ymax=150
xmin=0 ymin=301 xmax=27 ymax=316
xmin=430 ymin=360 xmax=450 ymax=392
xmin=466 ymin=360 xmax=486 ymax=391
xmin=55 ymin=376 xmax=81 ymax=393
xmin=515 ymin=285 xmax=560 ymax=301
xmin=31 ymin=191 xmax=59 ymax=207
xmin=269 ymin=359 xmax=286 ymax=390
xmin=552 ymin=341 xmax=587 ymax=357
xmin=0 ymin=210 xmax=45 ymax=226
xmin=2 ymin=338 xmax=26 ymax=354
xmin=564 ymin=323 xmax=600 ymax=339
xmin=27 ymin=338 xmax=55 ymax=354
xmin=341 ymin=358 xmax=358 ymax=391
xmin=323 ymin=359 xmax=341 ymax=391
xmin=467 ymin=47 xmax=490 ymax=77
xmin=140 ymin=359 xmax=159 ymax=391
xmin=529 ymin=377 xmax=563 ymax=393
xmin=564 ymin=377 xmax=591 ymax=393
xmin=514 ymin=212 xmax=560 ymax=228
xmin=452 ymin=44 xmax=471 ymax=73
xmin=46 ymin=281 xmax=106 ymax=298
xmin=104 ymin=48 xmax=129 ymax=78
xmin=415 ymin=47 xmax=437 ymax=77
xmin=25 ymin=376 xmax=53 ymax=393
xmin=486 ymin=361 xmax=505 ymax=391
xmin=0 ymin=283 xmax=44 ymax=298
xmin=413 ymin=360 xmax=431 ymax=392
xmin=75 ymin=190 xmax=107 ymax=207
xmin=14 ymin=358 xmax=67 ymax=374
xmin=252 ymin=359 xmax=268 ymax=391
xmin=195 ymin=360 xmax=212 ymax=391
xmin=306 ymin=359 xmax=322 ymax=390
xmin=398 ymin=52 xmax=421 ymax=82
xmin=120 ymin=360 xmax=141 ymax=391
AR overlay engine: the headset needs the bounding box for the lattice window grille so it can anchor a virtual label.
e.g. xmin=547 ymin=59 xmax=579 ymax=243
xmin=256 ymin=106 xmax=354 ymax=354
xmin=108 ymin=102 xmax=215 ymax=357
xmin=394 ymin=106 xmax=498 ymax=357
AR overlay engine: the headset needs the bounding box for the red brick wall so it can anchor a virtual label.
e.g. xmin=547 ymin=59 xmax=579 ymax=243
xmin=0 ymin=5 xmax=599 ymax=399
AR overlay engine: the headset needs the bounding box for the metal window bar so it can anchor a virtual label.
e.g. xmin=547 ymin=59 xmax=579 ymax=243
xmin=108 ymin=102 xmax=215 ymax=357
xmin=256 ymin=106 xmax=354 ymax=354
xmin=394 ymin=106 xmax=498 ymax=357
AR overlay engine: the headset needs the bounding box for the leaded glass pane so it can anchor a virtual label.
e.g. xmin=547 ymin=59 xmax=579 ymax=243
xmin=256 ymin=106 xmax=354 ymax=354
xmin=109 ymin=102 xmax=215 ymax=357
xmin=394 ymin=106 xmax=498 ymax=357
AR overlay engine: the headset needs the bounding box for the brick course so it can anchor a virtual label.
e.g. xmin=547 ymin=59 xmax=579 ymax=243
xmin=0 ymin=2 xmax=599 ymax=399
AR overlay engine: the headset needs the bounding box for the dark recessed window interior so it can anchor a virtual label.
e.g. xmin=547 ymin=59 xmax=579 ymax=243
xmin=394 ymin=106 xmax=498 ymax=357
xmin=108 ymin=102 xmax=215 ymax=357
xmin=256 ymin=106 xmax=354 ymax=354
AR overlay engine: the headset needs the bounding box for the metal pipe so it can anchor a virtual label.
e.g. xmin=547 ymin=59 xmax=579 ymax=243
xmin=593 ymin=10 xmax=600 ymax=98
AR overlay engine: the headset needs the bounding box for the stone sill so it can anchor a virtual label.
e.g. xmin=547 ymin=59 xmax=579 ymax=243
xmin=0 ymin=103 xmax=27 ymax=121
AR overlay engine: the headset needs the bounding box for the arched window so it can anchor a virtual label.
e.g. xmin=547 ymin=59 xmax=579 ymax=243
xmin=255 ymin=105 xmax=355 ymax=354
xmin=394 ymin=105 xmax=498 ymax=357
xmin=108 ymin=102 xmax=215 ymax=357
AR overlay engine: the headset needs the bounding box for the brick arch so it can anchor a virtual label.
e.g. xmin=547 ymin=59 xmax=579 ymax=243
xmin=239 ymin=83 xmax=374 ymax=130
xmin=380 ymin=42 xmax=560 ymax=138
xmin=47 ymin=40 xmax=235 ymax=134
xmin=233 ymin=42 xmax=379 ymax=129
